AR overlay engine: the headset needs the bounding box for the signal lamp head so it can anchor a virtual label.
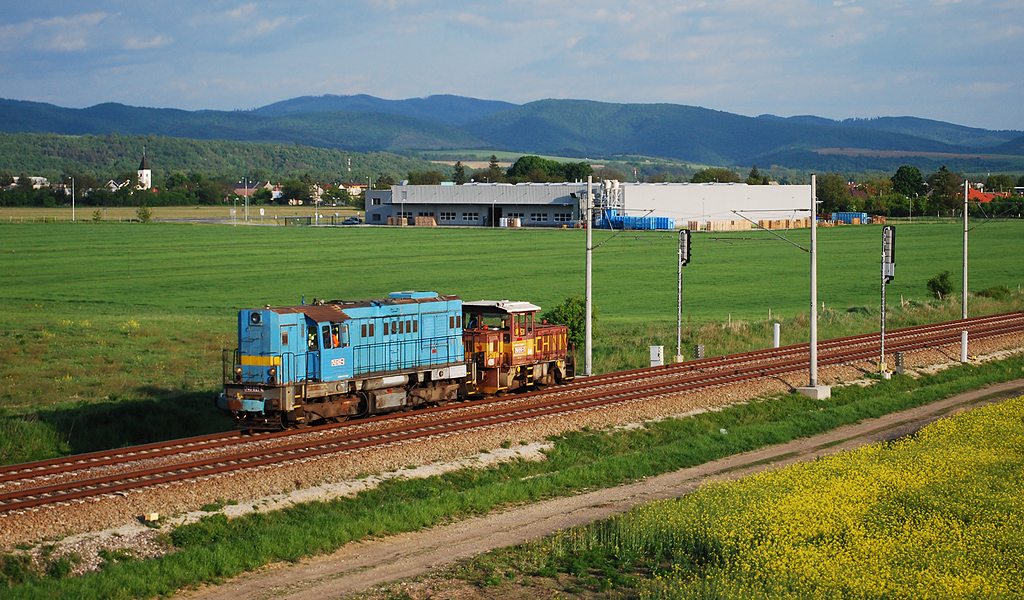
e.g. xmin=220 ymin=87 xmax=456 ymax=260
xmin=234 ymin=366 xmax=242 ymax=382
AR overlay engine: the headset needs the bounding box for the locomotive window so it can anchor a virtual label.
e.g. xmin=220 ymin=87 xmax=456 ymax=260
xmin=361 ymin=324 xmax=367 ymax=338
xmin=308 ymin=327 xmax=318 ymax=350
xmin=369 ymin=323 xmax=375 ymax=337
xmin=413 ymin=320 xmax=418 ymax=333
xmin=281 ymin=331 xmax=289 ymax=345
xmin=330 ymin=324 xmax=341 ymax=348
xmin=406 ymin=320 xmax=412 ymax=334
xmin=340 ymin=324 xmax=350 ymax=348
xmin=322 ymin=325 xmax=333 ymax=349
xmin=391 ymin=321 xmax=397 ymax=336
xmin=399 ymin=321 xmax=404 ymax=335
xmin=457 ymin=315 xmax=462 ymax=329
xmin=449 ymin=316 xmax=455 ymax=329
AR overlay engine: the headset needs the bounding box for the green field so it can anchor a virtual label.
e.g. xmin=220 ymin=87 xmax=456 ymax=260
xmin=1 ymin=219 xmax=1022 ymax=463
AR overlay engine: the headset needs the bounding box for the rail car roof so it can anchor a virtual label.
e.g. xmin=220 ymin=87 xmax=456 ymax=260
xmin=463 ymin=300 xmax=541 ymax=315
xmin=266 ymin=292 xmax=460 ymax=323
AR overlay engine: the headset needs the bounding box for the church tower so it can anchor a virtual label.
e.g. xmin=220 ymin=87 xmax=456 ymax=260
xmin=137 ymin=151 xmax=152 ymax=190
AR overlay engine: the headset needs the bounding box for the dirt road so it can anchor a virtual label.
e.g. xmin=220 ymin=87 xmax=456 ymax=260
xmin=178 ymin=379 xmax=1024 ymax=600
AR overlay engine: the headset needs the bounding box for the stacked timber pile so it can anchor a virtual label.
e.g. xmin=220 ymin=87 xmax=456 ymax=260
xmin=414 ymin=216 xmax=437 ymax=227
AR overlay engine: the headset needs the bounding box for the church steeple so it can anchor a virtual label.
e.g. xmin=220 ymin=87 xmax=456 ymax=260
xmin=137 ymin=148 xmax=152 ymax=190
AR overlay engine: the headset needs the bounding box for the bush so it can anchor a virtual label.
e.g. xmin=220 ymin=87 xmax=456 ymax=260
xmin=976 ymin=285 xmax=1011 ymax=300
xmin=136 ymin=205 xmax=152 ymax=223
xmin=926 ymin=271 xmax=956 ymax=299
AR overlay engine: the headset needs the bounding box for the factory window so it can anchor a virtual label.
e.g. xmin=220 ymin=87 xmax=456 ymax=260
xmin=439 ymin=212 xmax=456 ymax=222
xmin=371 ymin=198 xmax=382 ymax=206
xmin=397 ymin=211 xmax=413 ymax=219
xmin=530 ymin=213 xmax=548 ymax=222
xmin=462 ymin=212 xmax=479 ymax=222
xmin=372 ymin=214 xmax=381 ymax=222
xmin=553 ymin=213 xmax=572 ymax=223
xmin=282 ymin=331 xmax=289 ymax=345
xmin=507 ymin=212 xmax=524 ymax=219
xmin=418 ymin=211 xmax=435 ymax=217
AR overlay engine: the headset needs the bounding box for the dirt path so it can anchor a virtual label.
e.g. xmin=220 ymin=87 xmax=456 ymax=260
xmin=179 ymin=379 xmax=1024 ymax=600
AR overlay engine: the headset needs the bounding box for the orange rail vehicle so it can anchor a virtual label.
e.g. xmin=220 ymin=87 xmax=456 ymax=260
xmin=462 ymin=300 xmax=575 ymax=395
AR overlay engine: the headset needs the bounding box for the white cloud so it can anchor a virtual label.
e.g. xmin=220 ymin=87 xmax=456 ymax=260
xmin=125 ymin=35 xmax=172 ymax=50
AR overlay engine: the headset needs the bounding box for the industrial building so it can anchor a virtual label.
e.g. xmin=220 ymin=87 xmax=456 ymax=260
xmin=365 ymin=181 xmax=813 ymax=229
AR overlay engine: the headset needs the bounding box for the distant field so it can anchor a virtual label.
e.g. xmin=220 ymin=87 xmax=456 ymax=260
xmin=1 ymin=219 xmax=1022 ymax=462
xmin=0 ymin=205 xmax=363 ymax=222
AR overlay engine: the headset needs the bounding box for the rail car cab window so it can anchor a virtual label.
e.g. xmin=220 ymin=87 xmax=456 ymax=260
xmin=322 ymin=325 xmax=334 ymax=349
xmin=307 ymin=326 xmax=318 ymax=350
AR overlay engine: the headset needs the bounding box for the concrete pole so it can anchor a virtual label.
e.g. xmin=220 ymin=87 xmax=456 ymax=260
xmin=963 ymin=178 xmax=969 ymax=320
xmin=585 ymin=175 xmax=593 ymax=376
xmin=809 ymin=174 xmax=818 ymax=387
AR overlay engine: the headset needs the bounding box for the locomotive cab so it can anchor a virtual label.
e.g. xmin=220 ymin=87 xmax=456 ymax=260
xmin=463 ymin=300 xmax=574 ymax=395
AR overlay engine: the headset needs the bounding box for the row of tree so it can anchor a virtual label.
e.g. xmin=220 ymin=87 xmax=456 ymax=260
xmin=816 ymin=166 xmax=1024 ymax=217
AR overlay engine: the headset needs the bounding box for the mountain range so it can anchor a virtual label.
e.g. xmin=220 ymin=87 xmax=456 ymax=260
xmin=2 ymin=94 xmax=1022 ymax=173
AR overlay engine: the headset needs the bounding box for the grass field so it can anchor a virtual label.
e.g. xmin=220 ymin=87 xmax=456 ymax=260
xmin=0 ymin=204 xmax=362 ymax=222
xmin=0 ymin=219 xmax=1022 ymax=463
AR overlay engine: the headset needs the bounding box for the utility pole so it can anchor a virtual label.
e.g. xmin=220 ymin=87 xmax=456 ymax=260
xmin=799 ymin=174 xmax=830 ymax=399
xmin=963 ymin=178 xmax=969 ymax=320
xmin=585 ymin=175 xmax=593 ymax=377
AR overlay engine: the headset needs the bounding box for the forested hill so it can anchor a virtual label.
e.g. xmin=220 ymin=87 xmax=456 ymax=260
xmin=251 ymin=94 xmax=517 ymax=126
xmin=0 ymin=132 xmax=443 ymax=183
xmin=0 ymin=98 xmax=492 ymax=153
xmin=1 ymin=95 xmax=1021 ymax=174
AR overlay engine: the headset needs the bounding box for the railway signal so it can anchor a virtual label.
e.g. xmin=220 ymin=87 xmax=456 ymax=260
xmin=677 ymin=229 xmax=691 ymax=362
xmin=880 ymin=225 xmax=896 ymax=375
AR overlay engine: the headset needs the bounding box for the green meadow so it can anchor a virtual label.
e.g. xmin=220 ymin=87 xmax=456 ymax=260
xmin=1 ymin=219 xmax=1022 ymax=464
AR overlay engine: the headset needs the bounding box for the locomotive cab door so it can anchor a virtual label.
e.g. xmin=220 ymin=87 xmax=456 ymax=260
xmin=305 ymin=320 xmax=320 ymax=381
xmin=319 ymin=322 xmax=353 ymax=381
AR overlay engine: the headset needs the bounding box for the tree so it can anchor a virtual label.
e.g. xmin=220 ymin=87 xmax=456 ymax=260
xmin=281 ymin=178 xmax=312 ymax=204
xmin=891 ymin=165 xmax=924 ymax=198
xmin=746 ymin=165 xmax=769 ymax=185
xmin=925 ymin=166 xmax=963 ymax=212
xmin=507 ymin=155 xmax=560 ymax=182
xmin=927 ymin=271 xmax=955 ymax=299
xmin=406 ymin=170 xmax=446 ymax=185
xmin=541 ymin=296 xmax=593 ymax=350
xmin=453 ymin=161 xmax=466 ymax=185
xmin=691 ymin=168 xmax=741 ymax=183
xmin=985 ymin=173 xmax=1015 ymax=193
xmin=815 ymin=173 xmax=853 ymax=213
xmin=136 ymin=205 xmax=152 ymax=223
xmin=373 ymin=175 xmax=395 ymax=190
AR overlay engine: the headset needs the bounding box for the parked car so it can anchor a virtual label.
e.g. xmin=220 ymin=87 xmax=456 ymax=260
xmin=342 ymin=217 xmax=362 ymax=225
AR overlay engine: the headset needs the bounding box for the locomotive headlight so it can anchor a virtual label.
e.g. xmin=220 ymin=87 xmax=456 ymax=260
xmin=269 ymin=367 xmax=277 ymax=377
xmin=234 ymin=366 xmax=242 ymax=381
xmin=268 ymin=367 xmax=277 ymax=384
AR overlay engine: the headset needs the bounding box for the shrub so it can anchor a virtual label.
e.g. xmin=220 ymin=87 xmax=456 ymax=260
xmin=976 ymin=285 xmax=1011 ymax=300
xmin=136 ymin=205 xmax=152 ymax=223
xmin=926 ymin=271 xmax=955 ymax=299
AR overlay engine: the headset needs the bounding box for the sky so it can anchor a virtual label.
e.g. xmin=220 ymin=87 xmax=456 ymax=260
xmin=1 ymin=1 xmax=1022 ymax=131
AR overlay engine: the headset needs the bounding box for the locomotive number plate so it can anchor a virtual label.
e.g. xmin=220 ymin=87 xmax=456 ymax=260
xmin=331 ymin=358 xmax=346 ymax=366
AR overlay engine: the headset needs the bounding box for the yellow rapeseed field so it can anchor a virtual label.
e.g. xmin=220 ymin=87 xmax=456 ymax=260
xmin=550 ymin=395 xmax=1024 ymax=599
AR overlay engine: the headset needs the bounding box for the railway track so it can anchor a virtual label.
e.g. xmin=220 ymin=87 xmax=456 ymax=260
xmin=2 ymin=311 xmax=1022 ymax=515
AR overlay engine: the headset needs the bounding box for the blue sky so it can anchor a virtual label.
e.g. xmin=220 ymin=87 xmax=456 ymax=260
xmin=2 ymin=1 xmax=1021 ymax=130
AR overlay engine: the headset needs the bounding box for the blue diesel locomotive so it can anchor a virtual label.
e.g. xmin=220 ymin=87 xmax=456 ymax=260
xmin=219 ymin=291 xmax=575 ymax=428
